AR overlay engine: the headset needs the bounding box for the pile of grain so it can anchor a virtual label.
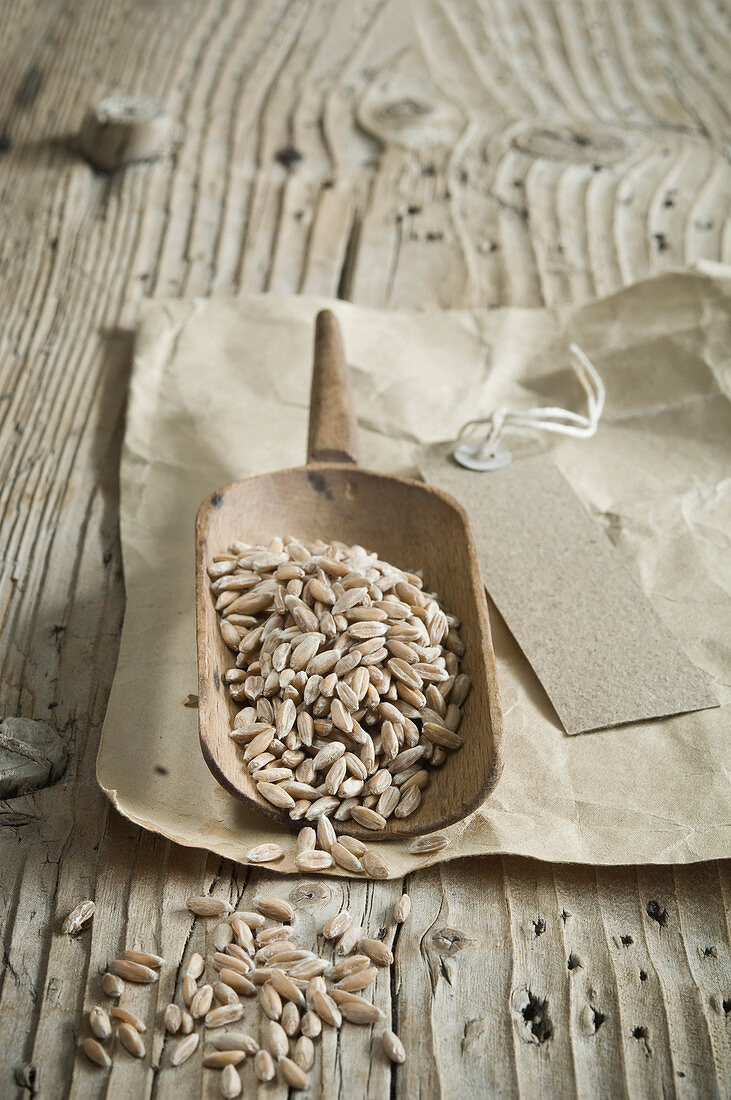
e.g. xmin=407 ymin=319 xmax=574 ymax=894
xmin=210 ymin=535 xmax=471 ymax=847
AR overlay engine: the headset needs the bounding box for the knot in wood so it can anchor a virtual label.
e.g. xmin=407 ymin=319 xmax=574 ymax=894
xmin=288 ymin=882 xmax=331 ymax=908
xmin=0 ymin=717 xmax=67 ymax=799
xmin=511 ymin=988 xmax=553 ymax=1045
xmin=378 ymin=97 xmax=432 ymax=123
xmin=511 ymin=124 xmax=627 ymax=165
xmin=431 ymin=926 xmax=469 ymax=955
xmin=79 ymin=95 xmax=176 ymax=173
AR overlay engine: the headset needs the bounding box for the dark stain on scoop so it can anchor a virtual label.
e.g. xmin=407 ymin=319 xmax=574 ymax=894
xmin=211 ymin=492 xmax=223 ymax=508
xmin=307 ymin=471 xmax=333 ymax=500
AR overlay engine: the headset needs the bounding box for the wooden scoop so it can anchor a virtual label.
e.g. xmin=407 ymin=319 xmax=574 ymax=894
xmin=196 ymin=310 xmax=503 ymax=840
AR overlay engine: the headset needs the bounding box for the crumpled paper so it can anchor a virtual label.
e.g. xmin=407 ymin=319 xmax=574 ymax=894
xmin=97 ymin=267 xmax=731 ymax=874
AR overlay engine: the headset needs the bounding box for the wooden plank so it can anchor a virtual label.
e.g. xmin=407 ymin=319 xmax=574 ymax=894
xmin=0 ymin=1 xmax=729 ymax=1097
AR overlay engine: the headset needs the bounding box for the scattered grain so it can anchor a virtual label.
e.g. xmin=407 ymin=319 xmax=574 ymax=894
xmin=101 ymin=973 xmax=124 ymax=998
xmin=118 ymin=1022 xmax=145 ymax=1058
xmin=110 ymin=1006 xmax=146 ymax=1032
xmin=220 ymin=1063 xmax=243 ymax=1098
xmin=89 ymin=1006 xmax=111 ymax=1041
xmin=254 ymin=1049 xmax=275 ymax=1082
xmin=202 ymin=1050 xmax=246 ymax=1068
xmin=393 ymin=894 xmax=411 ymax=923
xmin=187 ymin=896 xmax=233 ymax=918
xmin=110 ymin=959 xmax=159 ymax=984
xmin=206 ymin=1003 xmax=244 ymax=1028
xmin=82 ymin=1037 xmax=111 ymax=1068
xmin=254 ymin=896 xmax=294 ymax=922
xmin=164 ymin=1004 xmax=182 ymax=1034
xmin=382 ymin=1029 xmax=406 ymax=1063
xmin=171 ymin=1031 xmax=199 ymax=1066
xmin=62 ymin=900 xmax=95 ymax=936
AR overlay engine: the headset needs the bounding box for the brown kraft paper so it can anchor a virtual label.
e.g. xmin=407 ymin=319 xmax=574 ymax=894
xmin=97 ymin=267 xmax=731 ymax=875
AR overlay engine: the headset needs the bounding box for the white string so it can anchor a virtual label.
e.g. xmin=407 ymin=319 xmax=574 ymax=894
xmin=457 ymin=344 xmax=605 ymax=463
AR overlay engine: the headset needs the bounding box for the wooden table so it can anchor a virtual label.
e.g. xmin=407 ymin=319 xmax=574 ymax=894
xmin=1 ymin=2 xmax=729 ymax=1096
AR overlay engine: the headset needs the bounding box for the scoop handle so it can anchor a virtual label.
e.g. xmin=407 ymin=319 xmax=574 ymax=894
xmin=307 ymin=310 xmax=360 ymax=465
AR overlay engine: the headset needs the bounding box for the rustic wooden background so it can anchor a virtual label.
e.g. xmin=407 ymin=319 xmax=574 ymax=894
xmin=1 ymin=1 xmax=729 ymax=1097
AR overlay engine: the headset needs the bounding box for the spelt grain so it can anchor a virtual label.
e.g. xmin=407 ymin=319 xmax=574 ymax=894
xmin=269 ymin=968 xmax=307 ymax=1007
xmin=361 ymin=850 xmax=389 ymax=879
xmin=281 ymin=1000 xmax=301 ymax=1037
xmin=62 ymin=900 xmax=95 ymax=936
xmin=246 ymin=843 xmax=284 ymax=864
xmin=323 ymin=909 xmax=352 ymax=940
xmin=220 ymin=1063 xmax=242 ymax=1098
xmin=311 ymin=990 xmax=341 ymax=1028
xmin=229 ymin=920 xmax=256 ymax=953
xmin=295 ymin=849 xmax=334 ymax=872
xmin=330 ymin=954 xmax=371 ymax=979
xmin=339 ymin=834 xmax=367 ymax=857
xmin=89 ymin=1006 xmax=111 ymax=1041
xmin=255 ymin=939 xmax=296 ymax=963
xmin=202 ymin=1050 xmax=246 ymax=1067
xmin=300 ymin=1009 xmax=322 ymax=1038
xmin=110 ymin=959 xmax=158 ymax=984
xmin=394 ymin=784 xmax=421 ymax=817
xmin=350 ymin=806 xmax=387 ymax=831
xmin=121 ymin=949 xmax=164 ymax=968
xmin=227 ymin=910 xmax=265 ymax=930
xmin=187 ymin=896 xmax=233 ymax=918
xmin=339 ymin=999 xmax=383 ymax=1024
xmin=359 ymin=938 xmax=393 ymax=966
xmin=254 ymin=1048 xmax=275 ymax=1081
xmin=214 ymin=952 xmax=252 ymax=975
xmin=257 ymin=925 xmax=291 ymax=945
xmin=292 ymin=1033 xmax=314 ymax=1071
xmin=260 ymin=982 xmax=283 ymax=1020
xmin=305 ymin=975 xmax=327 ymax=1006
xmin=394 ymin=894 xmax=411 ymax=923
xmin=118 ymin=1022 xmax=145 ymax=1058
xmin=206 ymin=1002 xmax=244 ymax=1028
xmin=267 ymin=1020 xmax=289 ymax=1057
xmin=330 ymin=841 xmax=363 ymax=873
xmin=82 ymin=1037 xmax=111 ymax=1068
xmin=190 ymin=983 xmax=213 ymax=1019
xmin=254 ymin=896 xmax=294 ymax=922
xmin=171 ymin=1031 xmax=199 ymax=1065
xmin=213 ymin=923 xmax=234 ymax=951
xmin=338 ymin=919 xmax=367 ymax=954
xmin=316 ymin=813 xmax=337 ymax=852
xmin=101 ymin=973 xmax=124 ymax=998
xmin=219 ymin=968 xmax=255 ymax=997
xmin=382 ymin=1028 xmax=406 ymax=1063
xmin=110 ymin=1006 xmax=146 ymax=1032
xmin=336 ymin=965 xmax=377 ymax=992
xmin=164 ymin=1004 xmax=182 ymax=1034
xmin=296 ymin=826 xmax=316 ymax=853
xmin=213 ymin=980 xmax=239 ymax=1006
xmin=211 ymin=1030 xmax=259 ymax=1053
xmin=376 ymin=785 xmax=401 ymax=818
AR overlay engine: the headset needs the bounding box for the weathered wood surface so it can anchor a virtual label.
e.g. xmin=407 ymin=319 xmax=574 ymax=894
xmin=0 ymin=0 xmax=729 ymax=1096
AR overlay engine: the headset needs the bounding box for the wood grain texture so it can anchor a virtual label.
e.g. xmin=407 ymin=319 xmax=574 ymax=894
xmin=0 ymin=0 xmax=728 ymax=1096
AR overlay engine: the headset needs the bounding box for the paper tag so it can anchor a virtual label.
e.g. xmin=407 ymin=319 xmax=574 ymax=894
xmin=416 ymin=443 xmax=719 ymax=735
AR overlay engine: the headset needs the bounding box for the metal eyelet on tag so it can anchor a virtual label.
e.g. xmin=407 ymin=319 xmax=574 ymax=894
xmin=451 ymin=344 xmax=604 ymax=473
xmin=452 ymin=440 xmax=512 ymax=472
